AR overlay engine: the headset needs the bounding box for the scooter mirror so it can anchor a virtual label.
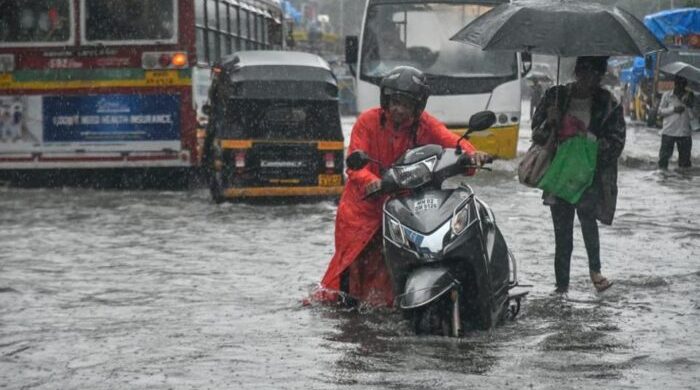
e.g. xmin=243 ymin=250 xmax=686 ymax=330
xmin=468 ymin=111 xmax=496 ymax=133
xmin=346 ymin=150 xmax=370 ymax=170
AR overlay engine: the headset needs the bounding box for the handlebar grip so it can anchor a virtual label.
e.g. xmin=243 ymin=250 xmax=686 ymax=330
xmin=458 ymin=153 xmax=493 ymax=166
xmin=458 ymin=154 xmax=472 ymax=167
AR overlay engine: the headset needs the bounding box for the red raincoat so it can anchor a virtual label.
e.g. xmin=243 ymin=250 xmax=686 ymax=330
xmin=318 ymin=108 xmax=477 ymax=306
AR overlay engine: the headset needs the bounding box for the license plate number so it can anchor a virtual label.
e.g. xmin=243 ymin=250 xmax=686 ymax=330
xmin=145 ymin=70 xmax=178 ymax=86
xmin=414 ymin=198 xmax=440 ymax=212
xmin=318 ymin=174 xmax=341 ymax=187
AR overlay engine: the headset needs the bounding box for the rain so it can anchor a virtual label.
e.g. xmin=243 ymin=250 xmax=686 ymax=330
xmin=1 ymin=0 xmax=699 ymax=389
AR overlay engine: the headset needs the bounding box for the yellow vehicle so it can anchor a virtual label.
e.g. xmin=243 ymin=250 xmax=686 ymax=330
xmin=203 ymin=51 xmax=344 ymax=202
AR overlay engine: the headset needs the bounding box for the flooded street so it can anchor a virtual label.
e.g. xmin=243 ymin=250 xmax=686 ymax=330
xmin=1 ymin=117 xmax=699 ymax=389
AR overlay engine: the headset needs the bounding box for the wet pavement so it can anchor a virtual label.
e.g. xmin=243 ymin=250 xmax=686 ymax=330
xmin=1 ymin=112 xmax=699 ymax=389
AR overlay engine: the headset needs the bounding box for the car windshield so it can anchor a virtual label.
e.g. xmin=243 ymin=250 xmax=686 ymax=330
xmin=219 ymin=100 xmax=342 ymax=141
xmin=360 ymin=2 xmax=517 ymax=79
xmin=0 ymin=0 xmax=71 ymax=44
xmin=84 ymin=0 xmax=175 ymax=42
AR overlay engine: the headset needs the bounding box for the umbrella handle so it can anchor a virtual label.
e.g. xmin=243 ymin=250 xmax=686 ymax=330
xmin=556 ymin=56 xmax=560 ymax=86
xmin=554 ymin=56 xmax=560 ymax=113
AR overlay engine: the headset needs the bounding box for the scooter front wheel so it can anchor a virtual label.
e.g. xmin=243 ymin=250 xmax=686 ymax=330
xmin=412 ymin=295 xmax=452 ymax=336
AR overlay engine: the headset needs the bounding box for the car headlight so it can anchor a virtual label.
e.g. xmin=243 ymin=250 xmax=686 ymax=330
xmin=393 ymin=156 xmax=437 ymax=189
xmin=450 ymin=203 xmax=472 ymax=236
xmin=385 ymin=215 xmax=407 ymax=246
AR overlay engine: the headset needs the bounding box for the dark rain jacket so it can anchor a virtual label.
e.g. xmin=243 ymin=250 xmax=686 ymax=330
xmin=531 ymin=84 xmax=626 ymax=225
xmin=318 ymin=107 xmax=477 ymax=306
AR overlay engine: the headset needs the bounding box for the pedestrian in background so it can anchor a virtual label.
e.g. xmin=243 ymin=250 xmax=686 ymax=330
xmin=657 ymin=75 xmax=694 ymax=170
xmin=531 ymin=56 xmax=626 ymax=294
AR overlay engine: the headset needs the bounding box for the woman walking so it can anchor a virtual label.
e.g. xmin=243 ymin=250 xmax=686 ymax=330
xmin=531 ymin=56 xmax=626 ymax=294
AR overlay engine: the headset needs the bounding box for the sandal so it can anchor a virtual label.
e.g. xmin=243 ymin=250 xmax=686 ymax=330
xmin=590 ymin=272 xmax=613 ymax=293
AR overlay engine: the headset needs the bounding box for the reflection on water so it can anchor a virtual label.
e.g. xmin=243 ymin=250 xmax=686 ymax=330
xmin=0 ymin=122 xmax=698 ymax=389
xmin=319 ymin=307 xmax=501 ymax=387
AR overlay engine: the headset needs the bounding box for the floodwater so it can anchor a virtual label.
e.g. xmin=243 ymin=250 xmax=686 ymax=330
xmin=1 ymin=114 xmax=699 ymax=389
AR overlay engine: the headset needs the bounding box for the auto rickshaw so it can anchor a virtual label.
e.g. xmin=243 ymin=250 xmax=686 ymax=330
xmin=203 ymin=51 xmax=345 ymax=202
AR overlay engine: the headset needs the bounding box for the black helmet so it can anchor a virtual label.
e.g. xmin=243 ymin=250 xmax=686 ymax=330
xmin=380 ymin=66 xmax=430 ymax=114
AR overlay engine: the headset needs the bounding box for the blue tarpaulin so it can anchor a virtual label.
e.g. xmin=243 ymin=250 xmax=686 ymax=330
xmin=620 ymin=57 xmax=654 ymax=94
xmin=644 ymin=8 xmax=700 ymax=41
xmin=619 ymin=67 xmax=634 ymax=84
xmin=282 ymin=0 xmax=301 ymax=23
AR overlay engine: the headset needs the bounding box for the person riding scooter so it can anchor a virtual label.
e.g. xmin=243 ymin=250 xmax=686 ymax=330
xmin=316 ymin=66 xmax=490 ymax=307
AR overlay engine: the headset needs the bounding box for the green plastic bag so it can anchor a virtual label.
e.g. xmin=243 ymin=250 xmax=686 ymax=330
xmin=537 ymin=135 xmax=598 ymax=204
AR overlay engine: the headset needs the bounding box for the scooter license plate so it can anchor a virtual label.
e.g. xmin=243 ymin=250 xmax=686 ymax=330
xmin=414 ymin=198 xmax=440 ymax=212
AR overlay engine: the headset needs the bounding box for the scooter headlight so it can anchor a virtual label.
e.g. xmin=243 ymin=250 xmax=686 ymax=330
xmin=393 ymin=156 xmax=437 ymax=189
xmin=385 ymin=215 xmax=407 ymax=246
xmin=451 ymin=204 xmax=472 ymax=236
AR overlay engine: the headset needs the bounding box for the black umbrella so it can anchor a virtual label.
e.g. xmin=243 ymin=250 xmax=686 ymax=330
xmin=451 ymin=1 xmax=665 ymax=86
xmin=660 ymin=62 xmax=700 ymax=85
xmin=451 ymin=0 xmax=665 ymax=57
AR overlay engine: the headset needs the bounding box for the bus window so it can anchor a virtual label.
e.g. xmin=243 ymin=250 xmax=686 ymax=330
xmin=257 ymin=15 xmax=264 ymax=45
xmin=206 ymin=0 xmax=218 ymax=30
xmin=83 ymin=0 xmax=175 ymax=42
xmin=218 ymin=1 xmax=230 ymax=55
xmin=195 ymin=0 xmax=207 ymax=63
xmin=229 ymin=5 xmax=239 ymax=51
xmin=360 ymin=3 xmax=516 ymax=82
xmin=195 ymin=0 xmax=205 ymax=27
xmin=208 ymin=30 xmax=219 ymax=62
xmin=0 ymin=0 xmax=71 ymax=44
xmin=240 ymin=10 xmax=249 ymax=39
xmin=229 ymin=5 xmax=239 ymax=35
xmin=263 ymin=19 xmax=269 ymax=46
xmin=196 ymin=28 xmax=207 ymax=63
xmin=218 ymin=1 xmax=228 ymax=33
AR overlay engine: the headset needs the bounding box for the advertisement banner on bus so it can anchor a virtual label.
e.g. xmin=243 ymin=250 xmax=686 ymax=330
xmin=0 ymin=94 xmax=180 ymax=149
xmin=43 ymin=94 xmax=180 ymax=142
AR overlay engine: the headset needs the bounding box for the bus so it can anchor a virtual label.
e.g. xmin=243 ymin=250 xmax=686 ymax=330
xmin=0 ymin=0 xmax=284 ymax=187
xmin=345 ymin=0 xmax=527 ymax=159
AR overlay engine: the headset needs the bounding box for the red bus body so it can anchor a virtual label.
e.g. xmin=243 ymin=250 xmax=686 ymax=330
xmin=0 ymin=0 xmax=283 ymax=185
